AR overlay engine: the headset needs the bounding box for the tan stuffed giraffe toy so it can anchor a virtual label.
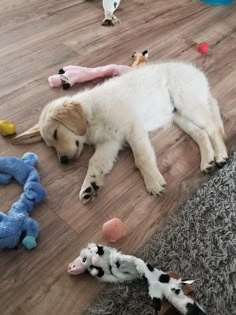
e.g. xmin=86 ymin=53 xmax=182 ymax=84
xmin=131 ymin=50 xmax=149 ymax=68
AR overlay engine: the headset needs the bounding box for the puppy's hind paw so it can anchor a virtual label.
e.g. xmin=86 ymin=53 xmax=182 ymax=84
xmin=202 ymin=160 xmax=216 ymax=174
xmin=216 ymin=156 xmax=229 ymax=169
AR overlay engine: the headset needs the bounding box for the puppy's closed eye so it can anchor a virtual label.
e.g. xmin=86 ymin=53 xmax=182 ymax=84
xmin=53 ymin=129 xmax=58 ymax=140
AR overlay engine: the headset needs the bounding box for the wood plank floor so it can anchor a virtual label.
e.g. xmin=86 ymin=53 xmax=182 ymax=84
xmin=0 ymin=0 xmax=236 ymax=314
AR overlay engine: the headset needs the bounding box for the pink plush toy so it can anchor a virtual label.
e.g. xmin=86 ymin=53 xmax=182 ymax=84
xmin=48 ymin=64 xmax=131 ymax=90
xmin=48 ymin=50 xmax=149 ymax=90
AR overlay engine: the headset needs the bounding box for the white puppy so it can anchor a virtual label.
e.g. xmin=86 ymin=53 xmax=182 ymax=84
xmin=13 ymin=62 xmax=228 ymax=203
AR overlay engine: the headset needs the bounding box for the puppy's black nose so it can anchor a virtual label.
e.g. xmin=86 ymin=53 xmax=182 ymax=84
xmin=60 ymin=155 xmax=69 ymax=164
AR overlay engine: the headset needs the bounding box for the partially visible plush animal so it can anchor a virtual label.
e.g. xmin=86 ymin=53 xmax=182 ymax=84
xmin=131 ymin=50 xmax=149 ymax=68
xmin=12 ymin=61 xmax=228 ymax=204
xmin=48 ymin=50 xmax=149 ymax=89
xmin=101 ymin=0 xmax=146 ymax=26
xmin=0 ymin=152 xmax=46 ymax=249
xmin=102 ymin=0 xmax=122 ymax=26
xmin=68 ymin=243 xmax=206 ymax=315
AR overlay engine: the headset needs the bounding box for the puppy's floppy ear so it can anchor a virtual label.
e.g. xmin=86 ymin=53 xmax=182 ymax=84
xmin=52 ymin=100 xmax=87 ymax=136
xmin=12 ymin=123 xmax=42 ymax=144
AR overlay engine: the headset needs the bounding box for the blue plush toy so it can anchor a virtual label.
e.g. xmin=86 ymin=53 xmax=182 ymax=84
xmin=0 ymin=152 xmax=46 ymax=250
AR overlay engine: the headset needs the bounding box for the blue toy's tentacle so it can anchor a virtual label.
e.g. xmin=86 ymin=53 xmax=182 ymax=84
xmin=0 ymin=211 xmax=6 ymax=221
xmin=0 ymin=154 xmax=46 ymax=250
xmin=22 ymin=153 xmax=38 ymax=167
xmin=0 ymin=174 xmax=12 ymax=184
xmin=22 ymin=218 xmax=39 ymax=249
xmin=23 ymin=217 xmax=39 ymax=238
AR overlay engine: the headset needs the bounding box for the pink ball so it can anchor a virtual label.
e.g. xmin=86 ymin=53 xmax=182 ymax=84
xmin=102 ymin=218 xmax=126 ymax=243
xmin=197 ymin=42 xmax=209 ymax=54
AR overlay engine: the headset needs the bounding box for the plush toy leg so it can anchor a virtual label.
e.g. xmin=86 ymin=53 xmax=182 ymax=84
xmin=110 ymin=251 xmax=141 ymax=280
xmin=22 ymin=217 xmax=39 ymax=249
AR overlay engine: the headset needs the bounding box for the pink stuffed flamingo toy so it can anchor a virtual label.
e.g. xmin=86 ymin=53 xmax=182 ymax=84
xmin=48 ymin=64 xmax=131 ymax=90
xmin=48 ymin=50 xmax=149 ymax=90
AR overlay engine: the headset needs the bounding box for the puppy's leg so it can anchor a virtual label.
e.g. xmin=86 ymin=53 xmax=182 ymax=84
xmin=79 ymin=141 xmax=121 ymax=204
xmin=126 ymin=126 xmax=166 ymax=196
xmin=181 ymin=107 xmax=228 ymax=168
xmin=208 ymin=95 xmax=228 ymax=166
xmin=208 ymin=95 xmax=224 ymax=136
xmin=173 ymin=113 xmax=215 ymax=173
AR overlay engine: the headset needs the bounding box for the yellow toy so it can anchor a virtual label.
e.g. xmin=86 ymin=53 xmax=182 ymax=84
xmin=0 ymin=120 xmax=16 ymax=136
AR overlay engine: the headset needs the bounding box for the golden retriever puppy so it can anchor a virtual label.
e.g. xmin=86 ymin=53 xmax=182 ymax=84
xmin=13 ymin=62 xmax=228 ymax=204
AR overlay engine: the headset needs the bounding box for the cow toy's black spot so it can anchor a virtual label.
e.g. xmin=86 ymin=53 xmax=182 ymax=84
xmin=109 ymin=265 xmax=113 ymax=275
xmin=186 ymin=303 xmax=206 ymax=315
xmin=159 ymin=274 xmax=170 ymax=283
xmin=115 ymin=261 xmax=120 ymax=268
xmin=142 ymin=275 xmax=148 ymax=283
xmin=147 ymin=263 xmax=154 ymax=272
xmin=171 ymin=287 xmax=181 ymax=294
xmin=97 ymin=245 xmax=104 ymax=256
xmin=93 ymin=266 xmax=104 ymax=278
xmin=153 ymin=298 xmax=162 ymax=312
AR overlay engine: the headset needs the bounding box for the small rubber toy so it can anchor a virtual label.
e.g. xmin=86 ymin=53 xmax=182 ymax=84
xmin=102 ymin=218 xmax=126 ymax=242
xmin=197 ymin=42 xmax=209 ymax=54
xmin=0 ymin=120 xmax=16 ymax=136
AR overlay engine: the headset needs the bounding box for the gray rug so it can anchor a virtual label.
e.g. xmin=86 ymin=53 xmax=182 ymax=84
xmin=85 ymin=154 xmax=236 ymax=315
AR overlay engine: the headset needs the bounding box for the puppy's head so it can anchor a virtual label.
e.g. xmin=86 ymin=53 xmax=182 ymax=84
xmin=12 ymin=97 xmax=88 ymax=164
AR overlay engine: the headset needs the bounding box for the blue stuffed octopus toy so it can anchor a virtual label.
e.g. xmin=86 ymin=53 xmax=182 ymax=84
xmin=0 ymin=152 xmax=46 ymax=250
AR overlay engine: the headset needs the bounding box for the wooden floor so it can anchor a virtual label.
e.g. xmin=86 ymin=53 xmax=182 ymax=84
xmin=0 ymin=0 xmax=236 ymax=314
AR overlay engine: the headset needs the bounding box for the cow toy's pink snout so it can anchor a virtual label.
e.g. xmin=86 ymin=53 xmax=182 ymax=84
xmin=67 ymin=256 xmax=87 ymax=275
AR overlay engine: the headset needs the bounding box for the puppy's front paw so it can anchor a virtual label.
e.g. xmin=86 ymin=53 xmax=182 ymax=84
xmin=146 ymin=179 xmax=165 ymax=196
xmin=79 ymin=182 xmax=100 ymax=204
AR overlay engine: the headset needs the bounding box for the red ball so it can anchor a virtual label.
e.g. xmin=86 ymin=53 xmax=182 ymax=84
xmin=197 ymin=42 xmax=209 ymax=54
